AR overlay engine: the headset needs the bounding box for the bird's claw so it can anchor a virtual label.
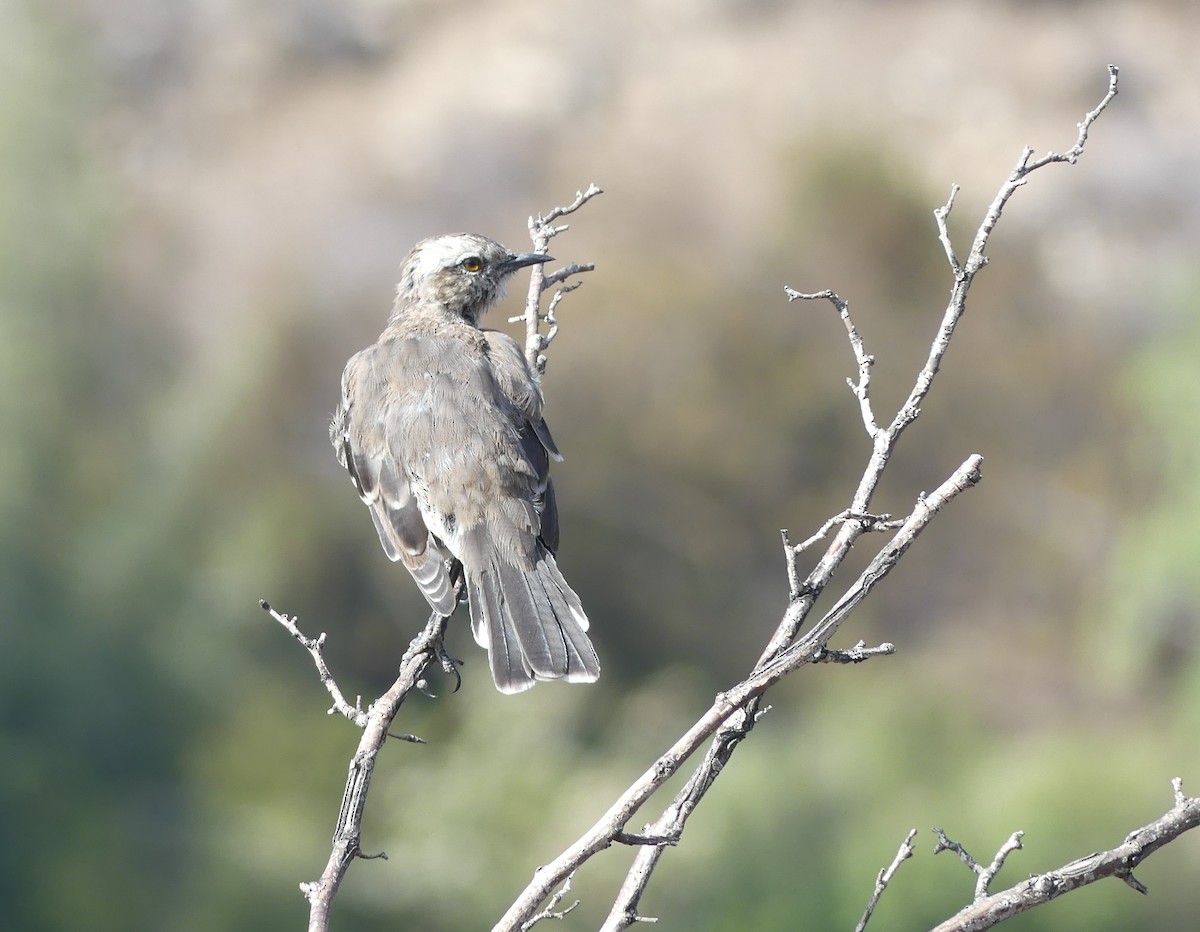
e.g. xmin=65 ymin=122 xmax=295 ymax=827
xmin=418 ymin=643 xmax=463 ymax=697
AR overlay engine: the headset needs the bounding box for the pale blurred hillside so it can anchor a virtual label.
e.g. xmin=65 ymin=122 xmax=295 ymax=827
xmin=3 ymin=1 xmax=1199 ymax=929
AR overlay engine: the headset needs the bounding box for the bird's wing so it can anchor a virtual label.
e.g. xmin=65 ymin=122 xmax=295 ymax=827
xmin=482 ymin=330 xmax=562 ymax=551
xmin=335 ymin=342 xmax=457 ymax=615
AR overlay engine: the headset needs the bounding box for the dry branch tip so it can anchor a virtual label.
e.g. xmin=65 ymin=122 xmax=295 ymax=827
xmin=855 ymin=828 xmax=918 ymax=932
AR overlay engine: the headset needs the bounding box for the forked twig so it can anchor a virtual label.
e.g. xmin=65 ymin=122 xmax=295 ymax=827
xmin=520 ymin=184 xmax=603 ymax=374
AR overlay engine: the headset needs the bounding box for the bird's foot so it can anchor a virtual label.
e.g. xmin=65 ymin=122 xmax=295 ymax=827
xmin=417 ymin=642 xmax=463 ymax=697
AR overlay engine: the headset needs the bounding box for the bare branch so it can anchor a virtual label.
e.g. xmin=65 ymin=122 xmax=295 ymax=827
xmin=855 ymin=828 xmax=918 ymax=932
xmin=932 ymin=828 xmax=984 ymax=874
xmin=501 ymin=66 xmax=1120 ymax=929
xmin=931 ymin=779 xmax=1200 ymax=932
xmin=779 ymin=528 xmax=804 ymax=599
xmin=543 ymin=262 xmax=596 ymax=288
xmin=598 ymin=690 xmax=767 ymax=931
xmin=521 ymin=184 xmax=604 ymax=374
xmin=500 ymin=456 xmax=984 ymax=932
xmin=789 ymin=511 xmax=900 ymax=554
xmin=260 ymin=600 xmax=367 ymax=727
xmin=933 ymin=829 xmax=1025 ymax=901
xmin=520 ymin=873 xmax=582 ymax=931
xmin=764 ymin=64 xmax=1118 ymax=661
xmin=785 ymin=288 xmax=879 ymax=435
xmin=977 ymin=832 xmax=1025 ymax=899
xmin=813 ymin=639 xmax=896 ymax=664
xmin=893 ymin=65 xmax=1119 ymax=450
xmin=770 ymin=455 xmax=984 ymax=667
xmin=782 ymin=511 xmax=901 ymax=599
xmin=1024 ymin=64 xmax=1119 ymax=171
xmin=934 ymin=185 xmax=962 ymax=274
xmin=290 ymin=608 xmax=450 ymax=932
xmin=499 ymin=63 xmax=1123 ymax=921
xmin=532 ymin=182 xmax=604 ymax=231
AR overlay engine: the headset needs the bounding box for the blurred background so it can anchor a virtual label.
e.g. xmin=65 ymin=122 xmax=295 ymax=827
xmin=3 ymin=0 xmax=1199 ymax=928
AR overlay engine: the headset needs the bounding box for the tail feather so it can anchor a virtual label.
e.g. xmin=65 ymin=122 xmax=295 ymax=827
xmin=527 ymin=558 xmax=599 ymax=684
xmin=508 ymin=561 xmax=569 ymax=679
xmin=465 ymin=540 xmax=600 ymax=694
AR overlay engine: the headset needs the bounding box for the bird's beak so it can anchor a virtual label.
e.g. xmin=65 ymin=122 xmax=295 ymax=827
xmin=500 ymin=252 xmax=553 ymax=273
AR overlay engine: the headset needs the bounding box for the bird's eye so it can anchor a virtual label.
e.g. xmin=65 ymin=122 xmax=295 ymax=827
xmin=460 ymin=256 xmax=483 ymax=273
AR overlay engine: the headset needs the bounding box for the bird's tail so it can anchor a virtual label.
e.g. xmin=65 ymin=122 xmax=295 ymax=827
xmin=464 ymin=537 xmax=600 ymax=694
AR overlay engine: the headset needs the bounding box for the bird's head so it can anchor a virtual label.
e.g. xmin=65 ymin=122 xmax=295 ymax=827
xmin=394 ymin=233 xmax=551 ymax=325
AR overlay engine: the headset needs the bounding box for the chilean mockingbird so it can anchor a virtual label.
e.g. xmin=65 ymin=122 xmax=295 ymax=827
xmin=331 ymin=233 xmax=601 ymax=693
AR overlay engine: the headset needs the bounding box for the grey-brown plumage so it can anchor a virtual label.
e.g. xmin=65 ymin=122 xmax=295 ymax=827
xmin=331 ymin=233 xmax=600 ymax=693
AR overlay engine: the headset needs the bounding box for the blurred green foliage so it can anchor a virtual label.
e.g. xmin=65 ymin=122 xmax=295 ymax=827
xmin=2 ymin=2 xmax=1198 ymax=930
xmin=0 ymin=8 xmax=192 ymax=930
xmin=1088 ymin=284 xmax=1200 ymax=692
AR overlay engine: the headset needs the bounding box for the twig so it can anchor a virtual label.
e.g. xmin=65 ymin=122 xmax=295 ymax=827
xmin=932 ymin=828 xmax=984 ymax=874
xmin=813 ymin=639 xmax=897 ymax=664
xmin=930 ymin=779 xmax=1200 ymax=932
xmin=787 ymin=510 xmax=900 ymax=554
xmin=855 ymin=828 xmax=918 ymax=932
xmin=933 ymin=828 xmax=1024 ymax=900
xmin=543 ymin=263 xmax=595 ymax=288
xmin=785 ymin=288 xmax=878 ymax=434
xmin=520 ymin=873 xmax=582 ymax=931
xmin=781 ymin=514 xmax=899 ymax=600
xmin=934 ymin=185 xmax=962 ymax=274
xmin=521 ymin=183 xmax=603 ymax=374
xmin=1024 ymin=64 xmax=1119 ymax=170
xmin=260 ymin=600 xmax=367 ymax=727
xmin=978 ymin=832 xmax=1025 ymax=899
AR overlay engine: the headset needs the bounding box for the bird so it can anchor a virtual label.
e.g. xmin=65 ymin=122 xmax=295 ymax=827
xmin=330 ymin=233 xmax=600 ymax=693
